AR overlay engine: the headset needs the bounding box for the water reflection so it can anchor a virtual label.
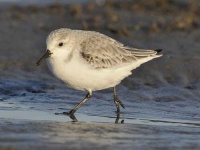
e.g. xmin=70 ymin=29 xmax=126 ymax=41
xmin=55 ymin=111 xmax=125 ymax=124
xmin=1 ymin=101 xmax=200 ymax=127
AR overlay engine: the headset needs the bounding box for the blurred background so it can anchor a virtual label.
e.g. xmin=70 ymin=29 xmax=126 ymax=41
xmin=0 ymin=0 xmax=200 ymax=86
xmin=0 ymin=0 xmax=200 ymax=149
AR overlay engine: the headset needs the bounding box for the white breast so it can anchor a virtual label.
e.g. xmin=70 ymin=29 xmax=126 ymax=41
xmin=46 ymin=55 xmax=135 ymax=91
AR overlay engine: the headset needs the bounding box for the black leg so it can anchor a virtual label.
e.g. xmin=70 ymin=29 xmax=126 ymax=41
xmin=55 ymin=92 xmax=92 ymax=122
xmin=63 ymin=92 xmax=92 ymax=115
xmin=113 ymin=86 xmax=125 ymax=113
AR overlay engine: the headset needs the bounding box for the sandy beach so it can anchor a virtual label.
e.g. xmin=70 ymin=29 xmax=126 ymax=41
xmin=0 ymin=0 xmax=200 ymax=149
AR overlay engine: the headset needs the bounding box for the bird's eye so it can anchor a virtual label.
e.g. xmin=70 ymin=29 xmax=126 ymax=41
xmin=59 ymin=42 xmax=63 ymax=47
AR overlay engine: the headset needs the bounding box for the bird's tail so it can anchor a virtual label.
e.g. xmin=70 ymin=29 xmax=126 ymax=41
xmin=154 ymin=49 xmax=163 ymax=57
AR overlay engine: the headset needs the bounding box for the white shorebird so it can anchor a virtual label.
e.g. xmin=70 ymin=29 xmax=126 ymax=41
xmin=37 ymin=28 xmax=163 ymax=119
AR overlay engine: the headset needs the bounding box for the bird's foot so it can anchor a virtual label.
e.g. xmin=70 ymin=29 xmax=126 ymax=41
xmin=63 ymin=110 xmax=78 ymax=122
xmin=61 ymin=109 xmax=75 ymax=115
xmin=55 ymin=110 xmax=78 ymax=122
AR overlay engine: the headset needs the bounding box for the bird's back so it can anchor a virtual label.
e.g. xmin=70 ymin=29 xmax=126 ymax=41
xmin=69 ymin=29 xmax=162 ymax=70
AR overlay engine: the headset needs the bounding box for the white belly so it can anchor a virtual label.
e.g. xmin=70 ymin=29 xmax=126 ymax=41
xmin=46 ymin=57 xmax=133 ymax=91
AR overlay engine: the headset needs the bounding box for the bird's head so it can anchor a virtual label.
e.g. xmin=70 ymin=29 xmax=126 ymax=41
xmin=36 ymin=28 xmax=72 ymax=66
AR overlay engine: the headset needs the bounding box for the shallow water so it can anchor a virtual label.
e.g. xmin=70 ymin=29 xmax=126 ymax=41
xmin=0 ymin=76 xmax=200 ymax=149
xmin=0 ymin=0 xmax=200 ymax=149
xmin=1 ymin=98 xmax=200 ymax=150
xmin=1 ymin=101 xmax=200 ymax=127
xmin=1 ymin=78 xmax=200 ymax=123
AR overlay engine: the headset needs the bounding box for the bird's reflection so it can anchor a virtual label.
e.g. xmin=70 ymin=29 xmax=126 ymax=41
xmin=115 ymin=113 xmax=124 ymax=124
xmin=55 ymin=112 xmax=124 ymax=123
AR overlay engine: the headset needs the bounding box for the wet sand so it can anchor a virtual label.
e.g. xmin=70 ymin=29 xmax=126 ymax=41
xmin=0 ymin=0 xmax=200 ymax=149
xmin=1 ymin=101 xmax=200 ymax=150
xmin=1 ymin=118 xmax=200 ymax=150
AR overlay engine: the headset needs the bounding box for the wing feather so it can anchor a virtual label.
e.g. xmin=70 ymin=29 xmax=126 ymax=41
xmin=80 ymin=33 xmax=159 ymax=69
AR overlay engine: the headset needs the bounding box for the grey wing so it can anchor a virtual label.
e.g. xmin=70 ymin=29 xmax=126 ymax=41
xmin=80 ymin=33 xmax=160 ymax=69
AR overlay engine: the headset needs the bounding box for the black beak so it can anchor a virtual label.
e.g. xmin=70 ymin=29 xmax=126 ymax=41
xmin=36 ymin=50 xmax=52 ymax=66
